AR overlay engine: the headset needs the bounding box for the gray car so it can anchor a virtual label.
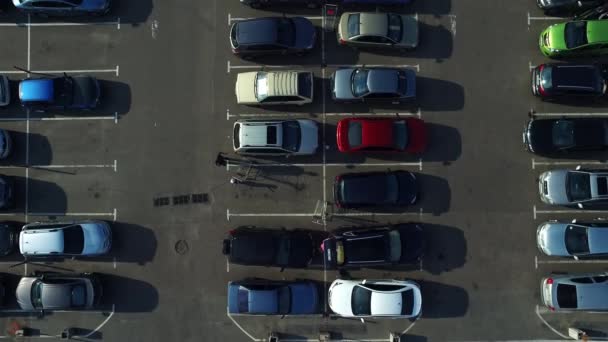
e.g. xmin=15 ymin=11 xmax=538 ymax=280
xmin=233 ymin=119 xmax=319 ymax=156
xmin=541 ymin=272 xmax=608 ymax=311
xmin=337 ymin=12 xmax=418 ymax=50
xmin=538 ymin=167 xmax=608 ymax=207
xmin=537 ymin=220 xmax=608 ymax=258
xmin=16 ymin=273 xmax=102 ymax=311
xmin=331 ymin=67 xmax=416 ymax=103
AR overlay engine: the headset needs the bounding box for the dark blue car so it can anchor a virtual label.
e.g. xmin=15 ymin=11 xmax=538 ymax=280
xmin=228 ymin=280 xmax=320 ymax=315
xmin=334 ymin=170 xmax=418 ymax=209
xmin=12 ymin=0 xmax=111 ymax=16
xmin=19 ymin=75 xmax=101 ymax=111
xmin=230 ymin=17 xmax=316 ymax=59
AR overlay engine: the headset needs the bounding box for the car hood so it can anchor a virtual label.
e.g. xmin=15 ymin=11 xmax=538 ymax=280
xmin=81 ymin=0 xmax=111 ymax=10
xmin=71 ymin=76 xmax=100 ymax=109
xmin=332 ymin=69 xmax=356 ymax=100
xmin=540 ymin=170 xmax=569 ymax=205
xmin=296 ymin=119 xmax=319 ymax=155
xmin=546 ymin=24 xmax=567 ymax=51
xmin=235 ymin=72 xmax=258 ymax=104
xmin=292 ymin=17 xmax=316 ymax=50
xmin=289 ymin=283 xmax=319 ymax=314
xmin=16 ymin=277 xmax=36 ymax=310
xmin=537 ymin=222 xmax=569 ymax=256
xmin=399 ymin=15 xmax=419 ymax=48
xmin=82 ymin=222 xmax=112 ymax=255
xmin=328 ymin=281 xmax=354 ymax=316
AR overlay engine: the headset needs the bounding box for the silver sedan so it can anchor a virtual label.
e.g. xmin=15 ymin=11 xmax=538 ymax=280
xmin=537 ymin=220 xmax=608 ymax=258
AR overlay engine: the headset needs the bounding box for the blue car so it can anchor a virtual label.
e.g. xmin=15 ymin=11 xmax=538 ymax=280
xmin=19 ymin=75 xmax=101 ymax=111
xmin=228 ymin=279 xmax=320 ymax=315
xmin=12 ymin=0 xmax=111 ymax=16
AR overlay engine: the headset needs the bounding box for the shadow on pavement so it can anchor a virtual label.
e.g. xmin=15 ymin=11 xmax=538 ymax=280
xmin=421 ymin=223 xmax=466 ymax=275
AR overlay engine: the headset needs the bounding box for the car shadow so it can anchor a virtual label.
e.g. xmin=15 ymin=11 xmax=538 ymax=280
xmin=416 ymin=76 xmax=465 ymax=111
xmin=99 ymin=274 xmax=158 ymax=313
xmin=418 ymin=280 xmax=468 ymax=318
xmin=0 ymin=131 xmax=51 ymax=167
xmin=421 ymin=223 xmax=466 ymax=275
xmin=87 ymin=222 xmax=157 ymax=265
xmin=96 ymin=79 xmax=131 ymax=116
xmin=23 ymin=177 xmax=67 ymax=215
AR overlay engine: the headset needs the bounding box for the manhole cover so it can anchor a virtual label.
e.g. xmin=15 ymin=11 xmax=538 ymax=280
xmin=175 ymin=240 xmax=189 ymax=255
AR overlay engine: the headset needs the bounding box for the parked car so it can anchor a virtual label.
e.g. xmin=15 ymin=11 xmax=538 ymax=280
xmin=240 ymin=0 xmax=322 ymax=8
xmin=531 ymin=63 xmax=607 ymax=100
xmin=222 ymin=227 xmax=327 ymax=269
xmin=16 ymin=272 xmax=103 ymax=311
xmin=0 ymin=129 xmax=12 ymax=159
xmin=235 ymin=71 xmax=313 ymax=106
xmin=337 ymin=12 xmax=418 ymax=50
xmin=538 ymin=167 xmax=608 ymax=207
xmin=19 ymin=75 xmax=101 ymax=111
xmin=228 ymin=279 xmax=320 ymax=315
xmin=537 ymin=220 xmax=608 ymax=258
xmin=523 ymin=117 xmax=608 ymax=155
xmin=331 ymin=67 xmax=416 ymax=103
xmin=541 ymin=272 xmax=608 ymax=311
xmin=328 ymin=279 xmax=422 ymax=318
xmin=0 ymin=222 xmax=17 ymax=256
xmin=19 ymin=220 xmax=112 ymax=258
xmin=322 ymin=224 xmax=424 ymax=269
xmin=0 ymin=75 xmax=10 ymax=107
xmin=336 ymin=117 xmax=426 ymax=153
xmin=539 ymin=20 xmax=608 ymax=58
xmin=233 ymin=119 xmax=319 ymax=156
xmin=334 ymin=171 xmax=418 ymax=208
xmin=0 ymin=175 xmax=14 ymax=210
xmin=12 ymin=0 xmax=111 ymax=16
xmin=337 ymin=0 xmax=414 ymax=5
xmin=538 ymin=0 xmax=606 ymax=16
xmin=230 ymin=17 xmax=316 ymax=59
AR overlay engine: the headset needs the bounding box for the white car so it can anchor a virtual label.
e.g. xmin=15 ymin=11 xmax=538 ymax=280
xmin=19 ymin=220 xmax=112 ymax=257
xmin=328 ymin=279 xmax=422 ymax=319
xmin=233 ymin=119 xmax=319 ymax=156
xmin=235 ymin=71 xmax=313 ymax=106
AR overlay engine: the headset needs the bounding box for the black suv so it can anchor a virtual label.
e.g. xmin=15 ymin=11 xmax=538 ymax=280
xmin=524 ymin=117 xmax=608 ymax=155
xmin=532 ymin=63 xmax=607 ymax=100
xmin=229 ymin=17 xmax=316 ymax=59
xmin=334 ymin=171 xmax=418 ymax=209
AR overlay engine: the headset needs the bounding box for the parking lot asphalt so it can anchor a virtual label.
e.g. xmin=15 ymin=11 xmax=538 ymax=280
xmin=0 ymin=0 xmax=604 ymax=341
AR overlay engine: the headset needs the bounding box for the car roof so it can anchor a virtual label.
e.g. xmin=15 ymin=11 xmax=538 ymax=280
xmin=366 ymin=69 xmax=401 ymax=94
xmin=359 ymin=13 xmax=389 ymax=37
xmin=341 ymin=232 xmax=388 ymax=263
xmin=41 ymin=281 xmax=84 ymax=309
xmin=20 ymin=229 xmax=64 ymax=254
xmin=238 ymin=121 xmax=283 ymax=148
xmin=590 ymin=172 xmax=608 ymax=198
xmin=236 ymin=18 xmax=279 ymax=45
xmin=265 ymin=71 xmax=301 ymax=97
xmin=359 ymin=119 xmax=395 ymax=148
xmin=229 ymin=230 xmax=279 ymax=264
xmin=20 ymin=79 xmax=54 ymax=102
xmin=551 ymin=64 xmax=601 ymax=89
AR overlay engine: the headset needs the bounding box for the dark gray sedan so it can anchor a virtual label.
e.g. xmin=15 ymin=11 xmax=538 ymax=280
xmin=541 ymin=272 xmax=608 ymax=311
xmin=331 ymin=67 xmax=416 ymax=103
xmin=537 ymin=220 xmax=608 ymax=258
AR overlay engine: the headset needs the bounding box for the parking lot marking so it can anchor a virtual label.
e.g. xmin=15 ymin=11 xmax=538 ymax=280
xmin=327 ymin=64 xmax=420 ymax=72
xmin=527 ymin=12 xmax=566 ymax=27
xmin=226 ymin=60 xmax=301 ymax=73
xmin=227 ymin=210 xmax=425 ymax=220
xmin=227 ymin=110 xmax=421 ymax=119
xmin=226 ymin=308 xmax=263 ymax=342
xmin=74 ymin=304 xmax=115 ymax=338
xmin=0 ymin=66 xmax=120 ymax=76
xmin=401 ymin=317 xmax=418 ymax=335
xmin=27 ymin=14 xmax=30 ymax=71
xmin=532 ymin=158 xmax=608 ymax=169
xmin=228 ymin=15 xmax=323 ymax=25
xmin=536 ymin=257 xmax=608 ymax=266
xmin=535 ymin=305 xmax=569 ymax=339
xmin=533 ymin=205 xmax=608 ymax=219
xmin=28 ymin=211 xmax=116 ymax=217
xmin=449 ymin=14 xmax=456 ymax=36
xmin=531 ymin=111 xmax=608 ymax=117
xmin=113 ymin=208 xmax=117 ymax=221
xmin=227 ymin=161 xmax=423 ymax=168
xmin=529 ymin=61 xmax=536 ymax=71
xmin=226 ymin=259 xmax=229 ymax=272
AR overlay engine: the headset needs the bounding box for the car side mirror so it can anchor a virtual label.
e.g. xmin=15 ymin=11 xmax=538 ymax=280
xmin=574 ymin=255 xmax=579 ymax=260
xmin=572 ymin=219 xmax=577 ymax=223
xmin=361 ymin=279 xmax=366 ymax=284
xmin=360 ymin=318 xmax=365 ymax=324
xmin=578 ymin=1 xmax=583 ymax=6
xmin=578 ymin=203 xmax=584 ymax=209
xmin=576 ymin=165 xmax=582 ymax=171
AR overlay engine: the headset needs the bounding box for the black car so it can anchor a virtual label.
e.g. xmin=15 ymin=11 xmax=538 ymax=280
xmin=532 ymin=64 xmax=607 ymax=100
xmin=331 ymin=67 xmax=416 ymax=103
xmin=13 ymin=0 xmax=111 ymax=16
xmin=538 ymin=0 xmax=606 ymax=15
xmin=222 ymin=227 xmax=327 ymax=269
xmin=524 ymin=117 xmax=608 ymax=155
xmin=0 ymin=223 xmax=16 ymax=256
xmin=0 ymin=175 xmax=14 ymax=210
xmin=334 ymin=171 xmax=418 ymax=209
xmin=230 ymin=17 xmax=316 ymax=59
xmin=322 ymin=224 xmax=424 ymax=269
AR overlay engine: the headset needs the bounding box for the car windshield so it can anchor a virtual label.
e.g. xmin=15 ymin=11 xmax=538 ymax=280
xmin=71 ymin=284 xmax=86 ymax=307
xmin=387 ymin=14 xmax=402 ymax=42
xmin=278 ymin=286 xmax=291 ymax=314
xmin=282 ymin=121 xmax=301 ymax=152
xmin=277 ymin=18 xmax=295 ymax=46
xmin=567 ymin=172 xmax=591 ymax=202
xmin=255 ymin=72 xmax=268 ymax=102
xmin=386 ymin=173 xmax=399 ymax=203
xmin=351 ymin=285 xmax=372 ymax=315
xmin=389 ymin=230 xmax=402 ymax=262
xmin=552 ymin=120 xmax=575 ymax=148
xmin=348 ymin=121 xmax=362 ymax=148
xmin=352 ymin=69 xmax=370 ymax=97
xmin=565 ymin=21 xmax=588 ymax=49
xmin=557 ymin=283 xmax=578 ymax=309
xmin=63 ymin=225 xmax=85 ymax=254
xmin=347 ymin=14 xmax=360 ymax=38
xmin=393 ymin=120 xmax=408 ymax=150
xmin=276 ymin=236 xmax=290 ymax=266
xmin=565 ymin=225 xmax=590 ymax=255
xmin=52 ymin=77 xmax=72 ymax=106
xmin=31 ymin=281 xmax=43 ymax=309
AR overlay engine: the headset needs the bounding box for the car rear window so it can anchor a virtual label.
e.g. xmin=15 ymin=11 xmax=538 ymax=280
xmin=63 ymin=225 xmax=84 ymax=254
xmin=267 ymin=126 xmax=277 ymax=145
xmin=297 ymin=73 xmax=312 ymax=99
xmin=277 ymin=18 xmax=296 ymax=47
xmin=556 ymin=283 xmax=578 ymax=309
xmin=565 ymin=21 xmax=588 ymax=49
xmin=393 ymin=120 xmax=408 ymax=150
xmin=552 ymin=120 xmax=574 ymax=148
xmin=401 ymin=289 xmax=414 ymax=315
xmin=233 ymin=124 xmax=241 ymax=148
xmin=71 ymin=284 xmax=86 ymax=307
xmin=351 ymin=285 xmax=371 ymax=315
xmin=278 ymin=286 xmax=291 ymax=314
xmin=565 ymin=225 xmax=590 ymax=255
xmin=540 ymin=65 xmax=553 ymax=90
xmin=348 ymin=121 xmax=362 ymax=148
xmin=387 ymin=14 xmax=402 ymax=42
xmin=567 ymin=171 xmax=591 ymax=202
xmin=282 ymin=121 xmax=301 ymax=152
xmin=255 ymin=72 xmax=269 ymax=102
xmin=352 ymin=69 xmax=370 ymax=97
xmin=389 ymin=230 xmax=402 ymax=262
xmin=385 ymin=173 xmax=399 ymax=204
xmin=347 ymin=14 xmax=360 ymax=38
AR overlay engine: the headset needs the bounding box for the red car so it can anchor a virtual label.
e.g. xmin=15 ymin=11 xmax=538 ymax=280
xmin=336 ymin=117 xmax=427 ymax=153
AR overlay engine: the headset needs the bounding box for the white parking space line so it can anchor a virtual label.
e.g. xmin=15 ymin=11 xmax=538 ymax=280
xmin=227 ymin=161 xmax=423 ymax=169
xmin=533 ymin=205 xmax=608 ymax=219
xmin=0 ymin=66 xmax=120 ymax=76
xmin=0 ymin=19 xmax=121 ymax=29
xmin=0 ymin=114 xmax=118 ymax=122
xmin=27 ymin=210 xmax=116 ymax=218
xmin=74 ymin=304 xmax=115 ymax=339
xmin=527 ymin=12 xmax=567 ymax=27
xmin=448 ymin=14 xmax=456 ymax=36
xmin=228 ymin=13 xmax=323 ymax=26
xmin=534 ymin=305 xmax=570 ymax=339
xmin=227 ymin=61 xmax=303 ymax=73
xmin=532 ymin=158 xmax=608 ymax=170
xmin=326 ymin=64 xmax=420 ymax=72
xmin=529 ymin=61 xmax=536 ymax=71
xmin=531 ymin=111 xmax=608 ymax=117
xmin=27 ymin=14 xmax=30 ymax=72
xmin=535 ymin=256 xmax=608 ymax=269
xmin=227 ymin=209 xmax=425 ymax=221
xmin=226 ymin=308 xmax=263 ymax=342
xmin=0 ymin=163 xmax=117 ymax=170
xmin=226 ymin=109 xmax=421 ymax=120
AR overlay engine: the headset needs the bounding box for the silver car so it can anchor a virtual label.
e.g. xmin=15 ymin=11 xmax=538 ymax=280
xmin=16 ymin=273 xmax=102 ymax=311
xmin=233 ymin=119 xmax=319 ymax=156
xmin=538 ymin=167 xmax=608 ymax=207
xmin=541 ymin=273 xmax=608 ymax=311
xmin=537 ymin=220 xmax=608 ymax=258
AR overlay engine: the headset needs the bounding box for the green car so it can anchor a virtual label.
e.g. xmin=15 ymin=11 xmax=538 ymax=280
xmin=540 ymin=20 xmax=608 ymax=58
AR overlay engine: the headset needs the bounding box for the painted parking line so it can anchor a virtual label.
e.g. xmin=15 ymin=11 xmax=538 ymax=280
xmin=531 ymin=111 xmax=608 ymax=117
xmin=0 ymin=161 xmax=117 ymax=171
xmin=534 ymin=305 xmax=570 ymax=339
xmin=532 ymin=158 xmax=608 ymax=170
xmin=0 ymin=66 xmax=119 ymax=76
xmin=227 ymin=209 xmax=425 ymax=221
xmin=533 ymin=205 xmax=608 ymax=219
xmin=537 ymin=304 xmax=608 ymax=315
xmin=529 ymin=61 xmax=536 ymax=71
xmin=227 ymin=160 xmax=422 ymax=169
xmin=535 ymin=255 xmax=608 ymax=269
xmin=228 ymin=13 xmax=323 ymax=26
xmin=326 ymin=64 xmax=420 ymax=72
xmin=227 ymin=61 xmax=303 ymax=73
xmin=527 ymin=12 xmax=566 ymax=27
xmin=0 ymin=113 xmax=119 ymax=123
xmin=28 ymin=208 xmax=117 ymax=221
xmin=226 ymin=308 xmax=263 ymax=342
xmin=0 ymin=19 xmax=121 ymax=29
xmin=226 ymin=109 xmax=421 ymax=120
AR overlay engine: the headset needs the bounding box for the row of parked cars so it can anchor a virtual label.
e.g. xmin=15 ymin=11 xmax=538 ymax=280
xmin=226 ymin=0 xmax=429 ymax=320
xmin=531 ymin=0 xmax=608 ymax=313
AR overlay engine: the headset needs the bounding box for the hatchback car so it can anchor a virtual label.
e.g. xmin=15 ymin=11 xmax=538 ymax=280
xmin=322 ymin=224 xmax=424 ymax=269
xmin=228 ymin=279 xmax=320 ymax=315
xmin=539 ymin=168 xmax=608 ymax=207
xmin=523 ymin=117 xmax=608 ymax=155
xmin=334 ymin=171 xmax=418 ymax=208
xmin=235 ymin=71 xmax=313 ymax=106
xmin=541 ymin=272 xmax=608 ymax=311
xmin=531 ymin=64 xmax=607 ymax=99
xmin=328 ymin=279 xmax=422 ymax=318
xmin=331 ymin=67 xmax=416 ymax=103
xmin=539 ymin=20 xmax=608 ymax=58
xmin=538 ymin=0 xmax=606 ymax=15
xmin=233 ymin=119 xmax=319 ymax=156
xmin=16 ymin=272 xmax=102 ymax=311
xmin=0 ymin=175 xmax=14 ymax=210
xmin=19 ymin=75 xmax=101 ymax=111
xmin=337 ymin=12 xmax=418 ymax=50
xmin=222 ymin=227 xmax=327 ymax=269
xmin=230 ymin=17 xmax=316 ymax=59
xmin=537 ymin=220 xmax=608 ymax=258
xmin=337 ymin=117 xmax=426 ymax=153
xmin=12 ymin=0 xmax=111 ymax=16
xmin=19 ymin=220 xmax=112 ymax=257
